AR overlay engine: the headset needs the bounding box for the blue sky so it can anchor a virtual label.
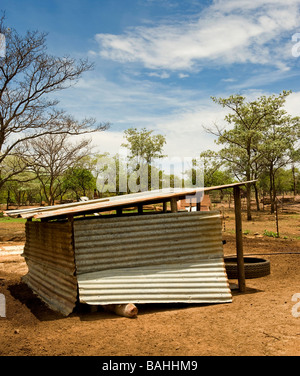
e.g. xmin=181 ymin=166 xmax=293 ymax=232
xmin=2 ymin=0 xmax=300 ymax=161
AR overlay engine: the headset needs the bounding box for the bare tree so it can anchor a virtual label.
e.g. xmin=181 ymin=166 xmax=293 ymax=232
xmin=0 ymin=15 xmax=109 ymax=190
xmin=24 ymin=134 xmax=91 ymax=205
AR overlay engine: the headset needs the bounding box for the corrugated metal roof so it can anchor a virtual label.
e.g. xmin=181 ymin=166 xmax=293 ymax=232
xmin=4 ymin=180 xmax=256 ymax=220
xmin=22 ymin=221 xmax=77 ymax=316
xmin=74 ymin=211 xmax=232 ymax=306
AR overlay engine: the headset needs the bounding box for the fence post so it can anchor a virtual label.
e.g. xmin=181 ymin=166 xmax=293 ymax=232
xmin=233 ymin=186 xmax=246 ymax=292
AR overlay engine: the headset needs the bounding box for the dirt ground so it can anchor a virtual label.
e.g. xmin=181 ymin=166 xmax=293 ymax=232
xmin=0 ymin=199 xmax=300 ymax=356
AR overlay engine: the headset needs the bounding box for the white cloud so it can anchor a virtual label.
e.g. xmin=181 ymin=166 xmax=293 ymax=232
xmin=284 ymin=90 xmax=300 ymax=116
xmin=66 ymin=74 xmax=229 ymax=159
xmin=58 ymin=72 xmax=204 ymax=126
xmin=178 ymin=73 xmax=189 ymax=78
xmin=87 ymin=107 xmax=226 ymax=161
xmin=93 ymin=0 xmax=300 ymax=72
xmin=228 ymin=69 xmax=299 ymax=89
xmin=148 ymin=71 xmax=170 ymax=79
xmin=89 ymin=130 xmax=126 ymax=155
xmin=153 ymin=106 xmax=228 ymax=159
xmin=221 ymin=78 xmax=236 ymax=82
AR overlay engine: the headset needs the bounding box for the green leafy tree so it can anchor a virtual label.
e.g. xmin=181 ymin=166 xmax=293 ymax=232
xmin=121 ymin=127 xmax=166 ymax=192
xmin=260 ymin=111 xmax=299 ymax=212
xmin=206 ymin=91 xmax=299 ymax=220
xmin=62 ymin=168 xmax=96 ymax=201
xmin=122 ymin=127 xmax=166 ymax=164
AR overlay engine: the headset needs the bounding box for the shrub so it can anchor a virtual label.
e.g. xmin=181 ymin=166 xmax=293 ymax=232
xmin=263 ymin=229 xmax=279 ymax=238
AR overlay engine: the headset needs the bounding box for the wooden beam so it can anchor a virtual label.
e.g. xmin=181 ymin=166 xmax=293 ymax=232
xmin=233 ymin=186 xmax=246 ymax=292
xmin=163 ymin=202 xmax=167 ymax=212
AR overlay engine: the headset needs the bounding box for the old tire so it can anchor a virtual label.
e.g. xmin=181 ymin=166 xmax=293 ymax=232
xmin=224 ymin=256 xmax=270 ymax=279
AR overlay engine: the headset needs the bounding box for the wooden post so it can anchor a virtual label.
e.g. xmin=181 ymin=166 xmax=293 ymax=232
xmin=163 ymin=202 xmax=167 ymax=212
xmin=170 ymin=197 xmax=178 ymax=212
xmin=138 ymin=204 xmax=143 ymax=215
xmin=196 ymin=192 xmax=202 ymax=211
xmin=116 ymin=207 xmax=122 ymax=216
xmin=233 ymin=186 xmax=246 ymax=292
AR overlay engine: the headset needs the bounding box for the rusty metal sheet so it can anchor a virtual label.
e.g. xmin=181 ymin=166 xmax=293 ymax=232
xmin=22 ymin=260 xmax=78 ymax=316
xmin=22 ymin=221 xmax=77 ymax=316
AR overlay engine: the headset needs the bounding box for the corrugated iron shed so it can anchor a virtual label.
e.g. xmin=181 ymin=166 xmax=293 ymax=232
xmin=7 ymin=180 xmax=256 ymax=316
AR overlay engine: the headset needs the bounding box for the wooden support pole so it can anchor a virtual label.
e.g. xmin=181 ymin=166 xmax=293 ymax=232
xmin=196 ymin=192 xmax=202 ymax=211
xmin=163 ymin=202 xmax=167 ymax=212
xmin=138 ymin=204 xmax=143 ymax=215
xmin=170 ymin=197 xmax=178 ymax=212
xmin=233 ymin=186 xmax=246 ymax=292
xmin=116 ymin=207 xmax=122 ymax=216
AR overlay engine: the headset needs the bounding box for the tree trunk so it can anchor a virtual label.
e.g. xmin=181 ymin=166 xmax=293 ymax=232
xmin=271 ymin=173 xmax=276 ymax=214
xmin=39 ymin=191 xmax=43 ymax=206
xmin=269 ymin=166 xmax=275 ymax=214
xmin=6 ymin=190 xmax=10 ymax=210
xmin=292 ymin=164 xmax=296 ymax=196
xmin=254 ymin=182 xmax=260 ymax=211
xmin=275 ymin=199 xmax=279 ymax=237
xmin=245 ymin=170 xmax=252 ymax=221
xmin=246 ymin=183 xmax=252 ymax=220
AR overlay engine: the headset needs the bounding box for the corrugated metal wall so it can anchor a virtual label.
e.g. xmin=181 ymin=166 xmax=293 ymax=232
xmin=77 ymin=261 xmax=231 ymax=305
xmin=22 ymin=221 xmax=77 ymax=316
xmin=74 ymin=211 xmax=232 ymax=305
